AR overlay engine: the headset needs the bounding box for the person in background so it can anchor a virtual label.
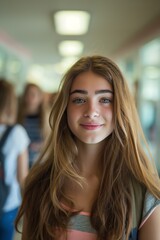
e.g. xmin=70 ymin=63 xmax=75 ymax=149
xmin=0 ymin=79 xmax=30 ymax=240
xmin=15 ymin=56 xmax=160 ymax=240
xmin=17 ymin=83 xmax=49 ymax=168
xmin=48 ymin=92 xmax=58 ymax=110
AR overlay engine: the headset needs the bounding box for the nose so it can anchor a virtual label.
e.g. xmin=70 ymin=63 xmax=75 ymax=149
xmin=83 ymin=102 xmax=99 ymax=118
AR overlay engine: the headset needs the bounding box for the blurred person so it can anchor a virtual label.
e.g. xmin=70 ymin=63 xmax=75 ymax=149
xmin=15 ymin=56 xmax=160 ymax=240
xmin=17 ymin=83 xmax=49 ymax=168
xmin=48 ymin=92 xmax=58 ymax=108
xmin=0 ymin=79 xmax=30 ymax=240
xmin=43 ymin=91 xmax=58 ymax=114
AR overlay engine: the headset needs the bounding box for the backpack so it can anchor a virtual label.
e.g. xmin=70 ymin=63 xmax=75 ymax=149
xmin=0 ymin=126 xmax=14 ymax=213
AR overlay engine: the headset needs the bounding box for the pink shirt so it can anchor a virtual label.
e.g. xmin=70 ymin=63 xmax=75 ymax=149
xmin=58 ymin=211 xmax=97 ymax=240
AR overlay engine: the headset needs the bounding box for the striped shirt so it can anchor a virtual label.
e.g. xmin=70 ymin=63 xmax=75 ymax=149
xmin=23 ymin=114 xmax=43 ymax=167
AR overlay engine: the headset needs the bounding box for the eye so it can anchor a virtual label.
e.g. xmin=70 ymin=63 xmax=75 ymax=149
xmin=72 ymin=98 xmax=86 ymax=104
xmin=99 ymin=97 xmax=112 ymax=104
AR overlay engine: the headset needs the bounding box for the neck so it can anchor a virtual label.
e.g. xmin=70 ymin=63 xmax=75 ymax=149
xmin=26 ymin=106 xmax=39 ymax=115
xmin=76 ymin=140 xmax=105 ymax=177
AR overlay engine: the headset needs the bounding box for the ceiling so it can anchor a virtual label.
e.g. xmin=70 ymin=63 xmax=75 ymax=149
xmin=0 ymin=0 xmax=160 ymax=93
xmin=0 ymin=0 xmax=160 ymax=66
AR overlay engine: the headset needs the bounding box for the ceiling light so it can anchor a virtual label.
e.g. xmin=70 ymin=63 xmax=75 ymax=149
xmin=59 ymin=41 xmax=84 ymax=56
xmin=54 ymin=11 xmax=90 ymax=35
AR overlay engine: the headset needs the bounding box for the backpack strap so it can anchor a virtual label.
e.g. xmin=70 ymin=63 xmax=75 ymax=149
xmin=0 ymin=126 xmax=14 ymax=149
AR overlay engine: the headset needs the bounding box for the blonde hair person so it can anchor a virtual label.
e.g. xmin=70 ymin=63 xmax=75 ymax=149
xmin=17 ymin=83 xmax=50 ymax=168
xmin=15 ymin=56 xmax=160 ymax=240
xmin=0 ymin=79 xmax=30 ymax=240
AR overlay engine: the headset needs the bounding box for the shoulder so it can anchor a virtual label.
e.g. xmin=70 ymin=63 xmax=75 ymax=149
xmin=130 ymin=178 xmax=160 ymax=239
xmin=0 ymin=124 xmax=29 ymax=141
xmin=130 ymin=177 xmax=146 ymax=227
xmin=12 ymin=124 xmax=29 ymax=136
xmin=13 ymin=123 xmax=26 ymax=131
xmin=8 ymin=124 xmax=30 ymax=150
xmin=130 ymin=178 xmax=160 ymax=224
xmin=138 ymin=204 xmax=160 ymax=240
xmin=139 ymin=190 xmax=160 ymax=229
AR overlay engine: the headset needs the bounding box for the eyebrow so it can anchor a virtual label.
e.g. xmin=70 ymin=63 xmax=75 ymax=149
xmin=70 ymin=89 xmax=114 ymax=95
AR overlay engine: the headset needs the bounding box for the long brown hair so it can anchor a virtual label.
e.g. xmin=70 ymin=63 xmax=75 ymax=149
xmin=0 ymin=78 xmax=17 ymax=124
xmin=15 ymin=56 xmax=160 ymax=239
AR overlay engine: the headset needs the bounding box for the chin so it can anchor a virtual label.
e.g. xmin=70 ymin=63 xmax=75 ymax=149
xmin=80 ymin=137 xmax=107 ymax=145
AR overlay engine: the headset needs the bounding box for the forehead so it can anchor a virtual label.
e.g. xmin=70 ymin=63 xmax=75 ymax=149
xmin=71 ymin=71 xmax=112 ymax=91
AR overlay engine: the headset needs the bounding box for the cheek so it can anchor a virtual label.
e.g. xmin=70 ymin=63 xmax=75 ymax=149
xmin=108 ymin=110 xmax=114 ymax=121
xmin=104 ymin=109 xmax=114 ymax=128
xmin=67 ymin=104 xmax=79 ymax=119
xmin=67 ymin=107 xmax=81 ymax=133
xmin=104 ymin=107 xmax=113 ymax=118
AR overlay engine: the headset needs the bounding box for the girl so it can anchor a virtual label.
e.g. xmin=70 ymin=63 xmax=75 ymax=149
xmin=0 ymin=79 xmax=30 ymax=240
xmin=17 ymin=83 xmax=49 ymax=168
xmin=15 ymin=56 xmax=160 ymax=240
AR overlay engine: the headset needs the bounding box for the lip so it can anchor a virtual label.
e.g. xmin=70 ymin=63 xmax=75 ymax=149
xmin=80 ymin=123 xmax=103 ymax=130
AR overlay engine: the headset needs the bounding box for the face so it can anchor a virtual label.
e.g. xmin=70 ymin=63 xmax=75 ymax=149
xmin=67 ymin=71 xmax=114 ymax=145
xmin=25 ymin=86 xmax=42 ymax=112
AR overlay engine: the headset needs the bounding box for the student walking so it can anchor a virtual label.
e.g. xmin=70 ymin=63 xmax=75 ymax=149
xmin=0 ymin=79 xmax=30 ymax=240
xmin=17 ymin=83 xmax=49 ymax=168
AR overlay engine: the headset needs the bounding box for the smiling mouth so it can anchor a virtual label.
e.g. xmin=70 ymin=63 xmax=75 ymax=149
xmin=80 ymin=124 xmax=103 ymax=130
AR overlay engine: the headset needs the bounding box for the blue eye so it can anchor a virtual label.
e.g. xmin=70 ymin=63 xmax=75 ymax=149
xmin=100 ymin=98 xmax=111 ymax=104
xmin=72 ymin=98 xmax=86 ymax=104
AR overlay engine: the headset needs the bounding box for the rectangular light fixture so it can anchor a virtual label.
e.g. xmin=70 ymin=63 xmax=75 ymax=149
xmin=54 ymin=11 xmax=90 ymax=35
xmin=59 ymin=40 xmax=84 ymax=56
